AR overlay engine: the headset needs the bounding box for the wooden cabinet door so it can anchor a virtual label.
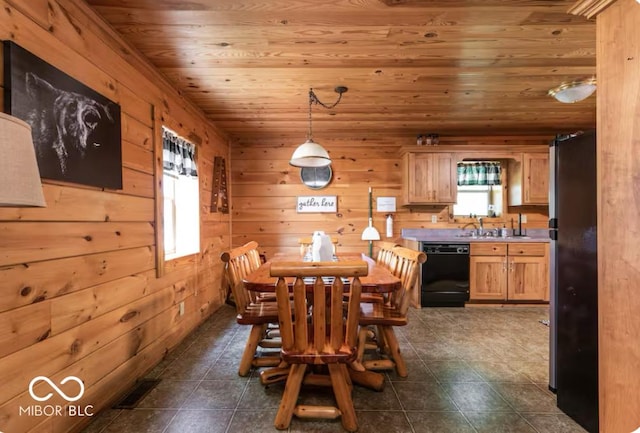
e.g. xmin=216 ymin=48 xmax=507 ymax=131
xmin=507 ymin=255 xmax=548 ymax=301
xmin=406 ymin=153 xmax=435 ymax=203
xmin=433 ymin=153 xmax=456 ymax=203
xmin=470 ymin=256 xmax=507 ymax=300
xmin=523 ymin=153 xmax=549 ymax=204
xmin=404 ymin=152 xmax=456 ymax=204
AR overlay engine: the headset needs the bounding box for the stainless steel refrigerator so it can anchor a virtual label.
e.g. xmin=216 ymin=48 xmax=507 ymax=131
xmin=548 ymin=130 xmax=598 ymax=433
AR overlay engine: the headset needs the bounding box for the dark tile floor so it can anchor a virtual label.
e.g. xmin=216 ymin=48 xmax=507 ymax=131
xmin=81 ymin=305 xmax=587 ymax=433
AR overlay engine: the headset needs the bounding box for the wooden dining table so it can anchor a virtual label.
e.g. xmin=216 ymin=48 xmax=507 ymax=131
xmin=242 ymin=252 xmax=401 ymax=294
xmin=242 ymin=252 xmax=401 ymax=391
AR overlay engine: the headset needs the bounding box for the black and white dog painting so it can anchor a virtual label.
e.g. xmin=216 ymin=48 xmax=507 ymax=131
xmin=3 ymin=41 xmax=122 ymax=189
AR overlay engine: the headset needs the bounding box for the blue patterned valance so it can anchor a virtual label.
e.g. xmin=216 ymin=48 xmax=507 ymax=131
xmin=162 ymin=127 xmax=198 ymax=177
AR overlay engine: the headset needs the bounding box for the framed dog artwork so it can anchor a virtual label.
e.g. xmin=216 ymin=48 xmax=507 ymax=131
xmin=3 ymin=41 xmax=122 ymax=189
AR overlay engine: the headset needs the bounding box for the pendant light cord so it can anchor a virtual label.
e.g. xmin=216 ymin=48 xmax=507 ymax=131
xmin=307 ymin=87 xmax=347 ymax=141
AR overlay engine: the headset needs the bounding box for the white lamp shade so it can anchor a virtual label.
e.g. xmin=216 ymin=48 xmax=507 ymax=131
xmin=289 ymin=139 xmax=331 ymax=167
xmin=549 ymin=79 xmax=596 ymax=103
xmin=0 ymin=112 xmax=46 ymax=207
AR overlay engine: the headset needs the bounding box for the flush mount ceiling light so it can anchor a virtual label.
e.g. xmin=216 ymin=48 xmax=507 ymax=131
xmin=548 ymin=78 xmax=597 ymax=103
xmin=289 ymin=86 xmax=348 ymax=168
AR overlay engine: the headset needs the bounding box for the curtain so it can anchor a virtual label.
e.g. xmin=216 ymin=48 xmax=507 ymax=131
xmin=457 ymin=162 xmax=501 ymax=186
xmin=162 ymin=127 xmax=198 ymax=177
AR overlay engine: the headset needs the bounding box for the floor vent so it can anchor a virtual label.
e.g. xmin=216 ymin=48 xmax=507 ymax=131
xmin=113 ymin=378 xmax=161 ymax=409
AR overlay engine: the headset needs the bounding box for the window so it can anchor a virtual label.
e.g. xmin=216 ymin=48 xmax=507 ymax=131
xmin=453 ymin=161 xmax=503 ymax=217
xmin=453 ymin=184 xmax=502 ymax=217
xmin=162 ymin=127 xmax=200 ymax=260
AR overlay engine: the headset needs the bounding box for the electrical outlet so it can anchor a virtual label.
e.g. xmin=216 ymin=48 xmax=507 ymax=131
xmin=431 ymin=215 xmax=438 ymax=223
xmin=521 ymin=214 xmax=527 ymax=223
xmin=178 ymin=301 xmax=185 ymax=316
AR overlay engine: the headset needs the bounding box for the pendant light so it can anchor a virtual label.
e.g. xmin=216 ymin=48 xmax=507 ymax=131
xmin=289 ymin=86 xmax=348 ymax=168
xmin=361 ymin=187 xmax=380 ymax=257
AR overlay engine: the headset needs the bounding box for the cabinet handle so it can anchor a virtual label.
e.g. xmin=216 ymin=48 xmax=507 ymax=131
xmin=503 ymin=260 xmax=507 ymax=271
xmin=509 ymin=260 xmax=514 ymax=272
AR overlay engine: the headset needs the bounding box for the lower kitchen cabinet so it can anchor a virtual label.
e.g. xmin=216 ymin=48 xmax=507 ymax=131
xmin=470 ymin=242 xmax=549 ymax=302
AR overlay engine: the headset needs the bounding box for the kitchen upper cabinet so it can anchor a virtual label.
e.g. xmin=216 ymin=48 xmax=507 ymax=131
xmin=508 ymin=153 xmax=549 ymax=205
xmin=470 ymin=242 xmax=549 ymax=302
xmin=402 ymin=152 xmax=456 ymax=205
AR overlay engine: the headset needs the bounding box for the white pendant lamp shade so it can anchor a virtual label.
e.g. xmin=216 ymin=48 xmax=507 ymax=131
xmin=0 ymin=112 xmax=46 ymax=207
xmin=289 ymin=139 xmax=331 ymax=168
xmin=290 ymin=87 xmax=347 ymax=168
xmin=548 ymin=78 xmax=596 ymax=103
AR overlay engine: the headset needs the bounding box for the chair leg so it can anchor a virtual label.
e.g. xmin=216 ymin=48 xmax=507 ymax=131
xmin=238 ymin=324 xmax=266 ymax=376
xmin=274 ymin=364 xmax=306 ymax=430
xmin=381 ymin=326 xmax=407 ymax=377
xmin=329 ymin=364 xmax=358 ymax=432
xmin=376 ymin=325 xmax=388 ymax=353
xmin=355 ymin=327 xmax=368 ymax=367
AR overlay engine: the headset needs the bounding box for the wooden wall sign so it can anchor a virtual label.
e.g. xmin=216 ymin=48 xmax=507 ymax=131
xmin=297 ymin=196 xmax=337 ymax=213
xmin=211 ymin=156 xmax=229 ymax=213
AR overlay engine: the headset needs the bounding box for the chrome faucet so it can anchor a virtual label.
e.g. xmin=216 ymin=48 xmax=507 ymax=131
xmin=477 ymin=217 xmax=484 ymax=236
xmin=460 ymin=222 xmax=478 ymax=237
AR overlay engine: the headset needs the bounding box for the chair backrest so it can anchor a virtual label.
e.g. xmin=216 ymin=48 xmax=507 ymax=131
xmin=270 ymin=260 xmax=368 ymax=364
xmin=375 ymin=241 xmax=399 ymax=269
xmin=220 ymin=241 xmax=263 ymax=313
xmin=298 ymin=236 xmax=339 ymax=257
xmin=387 ymin=246 xmax=427 ymax=315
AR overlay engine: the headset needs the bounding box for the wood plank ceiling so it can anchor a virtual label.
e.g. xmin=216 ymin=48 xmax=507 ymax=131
xmin=85 ymin=0 xmax=596 ymax=144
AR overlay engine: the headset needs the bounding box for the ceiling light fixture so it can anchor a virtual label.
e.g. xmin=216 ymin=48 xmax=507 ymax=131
xmin=289 ymin=86 xmax=348 ymax=168
xmin=548 ymin=77 xmax=597 ymax=103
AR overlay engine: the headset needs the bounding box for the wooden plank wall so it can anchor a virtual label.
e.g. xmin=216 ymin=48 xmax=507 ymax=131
xmin=231 ymin=136 xmax=550 ymax=259
xmin=0 ymin=1 xmax=230 ymax=432
xmin=596 ymin=0 xmax=640 ymax=431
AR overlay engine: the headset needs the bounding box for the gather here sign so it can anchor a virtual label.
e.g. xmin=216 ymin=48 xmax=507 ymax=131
xmin=297 ymin=196 xmax=337 ymax=213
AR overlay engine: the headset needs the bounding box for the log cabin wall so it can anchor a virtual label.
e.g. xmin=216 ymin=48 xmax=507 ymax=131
xmin=231 ymin=136 xmax=550 ymax=259
xmin=0 ymin=1 xmax=230 ymax=432
xmin=595 ymin=0 xmax=640 ymax=430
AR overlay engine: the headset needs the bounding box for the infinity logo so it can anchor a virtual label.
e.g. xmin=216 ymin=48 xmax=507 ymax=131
xmin=29 ymin=376 xmax=85 ymax=402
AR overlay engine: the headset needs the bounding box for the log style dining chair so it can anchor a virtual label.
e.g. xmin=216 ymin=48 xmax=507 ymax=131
xmin=357 ymin=246 xmax=427 ymax=377
xmin=360 ymin=240 xmax=399 ymax=304
xmin=220 ymin=241 xmax=281 ymax=376
xmin=375 ymin=241 xmax=399 ymax=269
xmin=269 ymin=260 xmax=368 ymax=432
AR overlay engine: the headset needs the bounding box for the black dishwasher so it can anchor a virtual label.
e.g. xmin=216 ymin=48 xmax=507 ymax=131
xmin=421 ymin=243 xmax=470 ymax=307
